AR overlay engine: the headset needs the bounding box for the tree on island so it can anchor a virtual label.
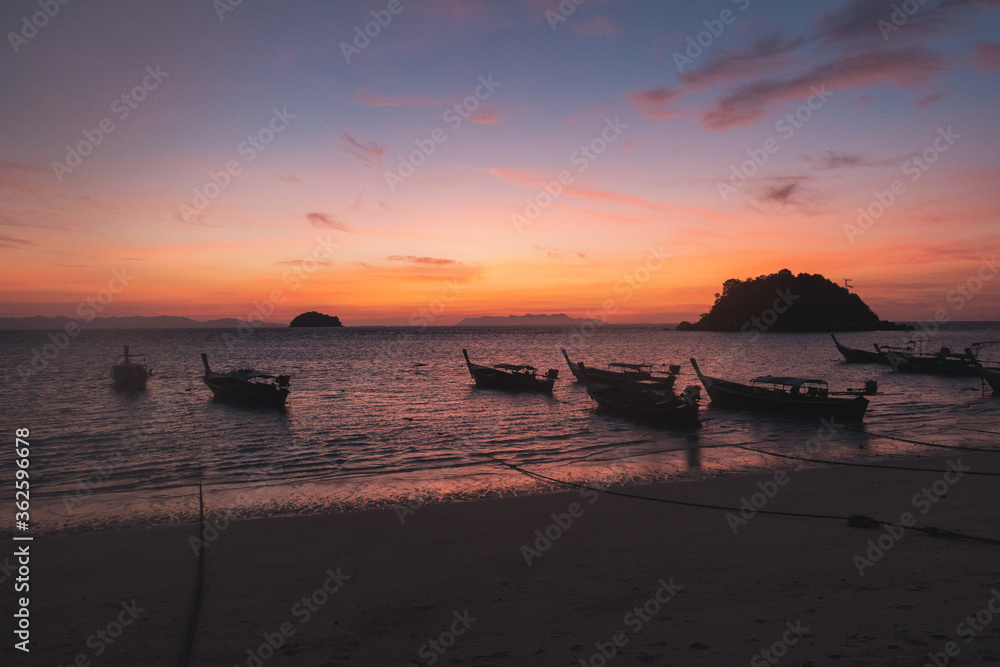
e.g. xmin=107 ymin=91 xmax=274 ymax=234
xmin=676 ymin=269 xmax=911 ymax=332
xmin=288 ymin=311 xmax=343 ymax=327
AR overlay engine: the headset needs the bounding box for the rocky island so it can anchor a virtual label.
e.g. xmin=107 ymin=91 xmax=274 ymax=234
xmin=288 ymin=311 xmax=343 ymax=327
xmin=676 ymin=270 xmax=911 ymax=332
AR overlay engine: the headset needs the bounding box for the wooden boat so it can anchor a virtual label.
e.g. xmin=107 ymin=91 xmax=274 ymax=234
xmin=690 ymin=358 xmax=873 ymax=422
xmin=967 ymin=348 xmax=1000 ymax=393
xmin=875 ymin=342 xmax=979 ymax=376
xmin=111 ymin=345 xmax=152 ymax=391
xmin=582 ymin=366 xmax=700 ymax=426
xmin=201 ymin=353 xmax=290 ymax=406
xmin=462 ymin=349 xmax=558 ymax=392
xmin=830 ymin=334 xmax=889 ymax=365
xmin=561 ymin=348 xmax=678 ymax=390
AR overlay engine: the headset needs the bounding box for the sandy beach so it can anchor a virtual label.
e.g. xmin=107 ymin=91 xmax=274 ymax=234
xmin=13 ymin=450 xmax=1000 ymax=666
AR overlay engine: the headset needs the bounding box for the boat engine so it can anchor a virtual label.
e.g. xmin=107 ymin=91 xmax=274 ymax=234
xmin=668 ymin=364 xmax=681 ymax=375
xmin=863 ymin=379 xmax=877 ymax=396
xmin=545 ymin=369 xmax=559 ymax=380
xmin=275 ymin=374 xmax=291 ymax=387
xmin=682 ymin=384 xmax=701 ymax=406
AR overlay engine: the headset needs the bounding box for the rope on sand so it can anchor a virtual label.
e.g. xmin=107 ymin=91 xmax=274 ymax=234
xmin=734 ymin=444 xmax=1000 ymax=477
xmin=844 ymin=427 xmax=1000 ymax=452
xmin=476 ymin=453 xmax=1000 ymax=546
xmin=179 ymin=481 xmax=206 ymax=666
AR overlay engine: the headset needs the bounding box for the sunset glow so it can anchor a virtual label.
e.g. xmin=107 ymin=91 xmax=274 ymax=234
xmin=2 ymin=0 xmax=998 ymax=324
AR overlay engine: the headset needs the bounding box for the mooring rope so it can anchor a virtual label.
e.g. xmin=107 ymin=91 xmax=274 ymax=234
xmin=179 ymin=481 xmax=206 ymax=666
xmin=475 ymin=453 xmax=1000 ymax=546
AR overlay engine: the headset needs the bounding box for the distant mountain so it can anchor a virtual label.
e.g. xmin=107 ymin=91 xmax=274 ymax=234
xmin=0 ymin=315 xmax=284 ymax=330
xmin=675 ymin=269 xmax=912 ymax=332
xmin=288 ymin=311 xmax=343 ymax=327
xmin=456 ymin=313 xmax=590 ymax=326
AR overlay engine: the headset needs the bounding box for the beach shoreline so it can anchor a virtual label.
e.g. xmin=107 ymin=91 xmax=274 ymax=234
xmin=10 ymin=450 xmax=1000 ymax=666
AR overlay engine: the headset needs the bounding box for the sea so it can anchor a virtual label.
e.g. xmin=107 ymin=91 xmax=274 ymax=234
xmin=1 ymin=323 xmax=997 ymax=534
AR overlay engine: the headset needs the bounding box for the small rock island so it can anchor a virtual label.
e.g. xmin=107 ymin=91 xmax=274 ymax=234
xmin=289 ymin=311 xmax=343 ymax=327
xmin=676 ymin=269 xmax=911 ymax=332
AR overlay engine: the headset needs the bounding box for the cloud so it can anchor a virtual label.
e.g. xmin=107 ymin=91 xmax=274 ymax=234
xmin=355 ymin=87 xmax=438 ymax=107
xmin=552 ymin=205 xmax=643 ymax=225
xmin=306 ymin=212 xmax=350 ymax=231
xmin=573 ymin=16 xmax=623 ymax=37
xmin=340 ymin=133 xmax=386 ymax=167
xmin=803 ymin=151 xmax=898 ymax=170
xmin=386 ymin=255 xmax=460 ymax=265
xmin=972 ymin=41 xmax=1000 ymax=70
xmin=278 ymin=173 xmax=299 ymax=183
xmin=488 ymin=168 xmax=726 ymax=219
xmin=471 ymin=106 xmax=501 ymax=124
xmin=0 ymin=235 xmax=37 ymax=249
xmin=701 ymin=48 xmax=949 ymax=129
xmin=274 ymin=259 xmax=334 ymax=267
xmin=628 ymin=87 xmax=686 ymax=121
xmin=915 ymin=89 xmax=949 ymax=106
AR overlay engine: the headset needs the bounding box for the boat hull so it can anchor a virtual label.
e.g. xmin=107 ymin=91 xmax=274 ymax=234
xmin=561 ymin=349 xmax=676 ymax=390
xmin=691 ymin=359 xmax=869 ymax=422
xmin=111 ymin=363 xmax=150 ymax=391
xmin=831 ymin=335 xmax=889 ymax=365
xmin=587 ymin=384 xmax=699 ymax=426
xmin=979 ymin=366 xmax=1000 ymax=393
xmin=464 ymin=349 xmax=555 ymax=392
xmin=203 ymin=376 xmax=289 ymax=406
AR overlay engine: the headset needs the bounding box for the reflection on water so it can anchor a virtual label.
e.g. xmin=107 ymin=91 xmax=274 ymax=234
xmin=1 ymin=323 xmax=997 ymax=533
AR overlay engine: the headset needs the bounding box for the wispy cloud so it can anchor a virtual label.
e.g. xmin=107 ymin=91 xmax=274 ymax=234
xmin=386 ymin=255 xmax=460 ymax=265
xmin=340 ymin=133 xmax=386 ymax=167
xmin=972 ymin=41 xmax=1000 ymax=70
xmin=306 ymin=212 xmax=350 ymax=231
xmin=0 ymin=235 xmax=38 ymax=249
xmin=802 ymin=150 xmax=898 ymax=170
xmin=355 ymin=87 xmax=438 ymax=107
xmin=573 ymin=16 xmax=623 ymax=37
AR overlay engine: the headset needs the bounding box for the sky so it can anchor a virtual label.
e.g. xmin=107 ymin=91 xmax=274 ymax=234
xmin=1 ymin=0 xmax=998 ymax=325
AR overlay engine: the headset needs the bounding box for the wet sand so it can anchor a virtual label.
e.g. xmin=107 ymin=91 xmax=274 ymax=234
xmin=17 ymin=451 xmax=1000 ymax=666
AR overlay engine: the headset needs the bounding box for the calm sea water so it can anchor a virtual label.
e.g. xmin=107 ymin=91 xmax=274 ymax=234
xmin=1 ymin=323 xmax=997 ymax=533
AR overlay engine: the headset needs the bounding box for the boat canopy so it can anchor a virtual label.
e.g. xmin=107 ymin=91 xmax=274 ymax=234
xmin=494 ymin=363 xmax=535 ymax=371
xmin=751 ymin=376 xmax=828 ymax=387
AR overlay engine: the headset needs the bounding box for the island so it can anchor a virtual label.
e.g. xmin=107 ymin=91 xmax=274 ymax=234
xmin=288 ymin=311 xmax=343 ymax=327
xmin=456 ymin=313 xmax=588 ymax=326
xmin=675 ymin=269 xmax=912 ymax=332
